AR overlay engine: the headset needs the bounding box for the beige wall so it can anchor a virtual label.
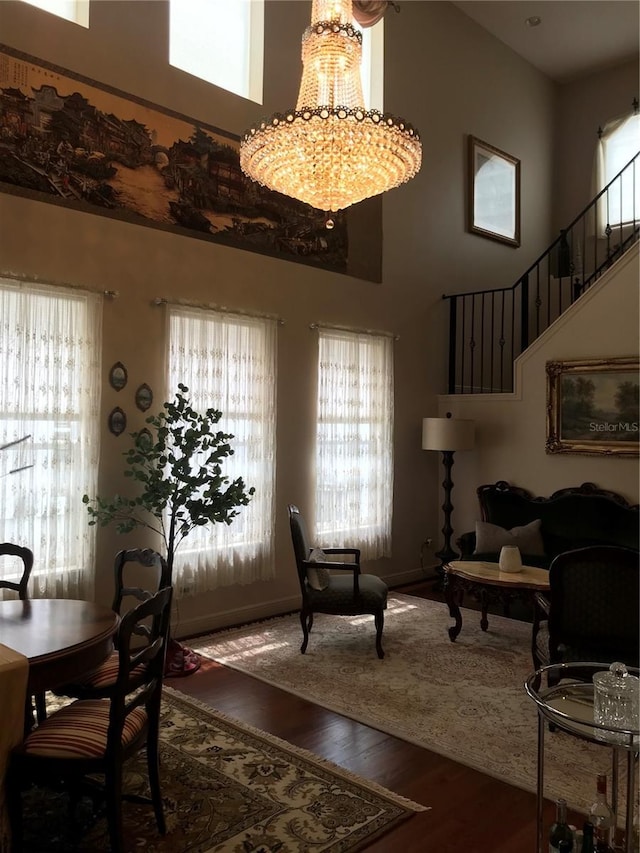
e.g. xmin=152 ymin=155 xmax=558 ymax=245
xmin=437 ymin=244 xmax=640 ymax=550
xmin=0 ymin=1 xmax=633 ymax=634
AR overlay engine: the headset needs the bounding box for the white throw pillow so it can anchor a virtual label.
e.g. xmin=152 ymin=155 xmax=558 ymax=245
xmin=306 ymin=548 xmax=330 ymax=591
xmin=473 ymin=518 xmax=546 ymax=557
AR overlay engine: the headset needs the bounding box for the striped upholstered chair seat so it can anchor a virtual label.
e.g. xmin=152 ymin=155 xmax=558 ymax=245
xmin=7 ymin=587 xmax=173 ymax=852
xmin=21 ymin=699 xmax=147 ymax=759
xmin=62 ymin=651 xmax=148 ymax=695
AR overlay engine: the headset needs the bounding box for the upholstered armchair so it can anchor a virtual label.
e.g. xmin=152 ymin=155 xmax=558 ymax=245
xmin=531 ymin=545 xmax=639 ymax=684
xmin=288 ymin=505 xmax=388 ymax=659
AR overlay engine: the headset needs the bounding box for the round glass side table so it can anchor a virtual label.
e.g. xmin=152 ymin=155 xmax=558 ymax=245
xmin=525 ymin=662 xmax=639 ymax=853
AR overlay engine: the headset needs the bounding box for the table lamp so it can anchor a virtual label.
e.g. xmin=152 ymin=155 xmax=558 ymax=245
xmin=422 ymin=412 xmax=475 ymax=566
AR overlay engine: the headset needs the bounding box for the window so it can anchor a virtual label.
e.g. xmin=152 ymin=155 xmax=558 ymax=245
xmin=315 ymin=329 xmax=393 ymax=560
xmin=361 ymin=19 xmax=384 ymax=112
xmin=597 ymin=112 xmax=640 ymax=230
xmin=167 ymin=306 xmax=276 ymax=594
xmin=169 ymin=0 xmax=264 ymax=103
xmin=0 ymin=278 xmax=102 ymax=599
xmin=20 ymin=0 xmax=89 ymax=27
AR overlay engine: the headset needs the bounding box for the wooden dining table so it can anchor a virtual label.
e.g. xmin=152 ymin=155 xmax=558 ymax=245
xmin=0 ymin=598 xmax=119 ymax=695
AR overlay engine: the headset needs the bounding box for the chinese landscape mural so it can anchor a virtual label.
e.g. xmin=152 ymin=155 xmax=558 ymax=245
xmin=0 ymin=45 xmax=354 ymax=276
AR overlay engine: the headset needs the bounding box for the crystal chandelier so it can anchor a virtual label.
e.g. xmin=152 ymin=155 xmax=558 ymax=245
xmin=240 ymin=0 xmax=422 ymax=213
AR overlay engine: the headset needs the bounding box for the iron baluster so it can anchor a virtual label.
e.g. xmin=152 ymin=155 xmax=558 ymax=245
xmin=447 ymin=296 xmax=457 ymax=394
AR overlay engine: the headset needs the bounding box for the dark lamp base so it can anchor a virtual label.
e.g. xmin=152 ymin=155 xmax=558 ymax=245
xmin=435 ymin=548 xmax=460 ymax=566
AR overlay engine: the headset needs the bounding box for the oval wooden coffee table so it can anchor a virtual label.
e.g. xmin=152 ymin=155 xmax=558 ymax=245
xmin=0 ymin=598 xmax=119 ymax=694
xmin=443 ymin=560 xmax=550 ymax=642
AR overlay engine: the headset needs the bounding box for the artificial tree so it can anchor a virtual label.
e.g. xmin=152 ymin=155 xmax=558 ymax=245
xmin=84 ymin=383 xmax=255 ymax=676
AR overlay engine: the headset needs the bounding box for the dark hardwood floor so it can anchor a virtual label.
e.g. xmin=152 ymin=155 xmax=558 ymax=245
xmin=172 ymin=578 xmax=583 ymax=853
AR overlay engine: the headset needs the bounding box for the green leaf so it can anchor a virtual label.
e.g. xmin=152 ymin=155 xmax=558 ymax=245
xmin=82 ymin=385 xmax=254 ymax=569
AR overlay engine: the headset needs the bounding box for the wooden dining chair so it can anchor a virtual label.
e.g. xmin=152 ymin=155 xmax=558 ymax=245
xmin=7 ymin=585 xmax=173 ymax=853
xmin=0 ymin=542 xmax=34 ymax=600
xmin=52 ymin=548 xmax=171 ymax=703
xmin=0 ymin=543 xmax=45 ymax=725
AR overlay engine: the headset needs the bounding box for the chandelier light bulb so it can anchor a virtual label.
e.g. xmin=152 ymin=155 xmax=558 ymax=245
xmin=240 ymin=0 xmax=422 ymax=213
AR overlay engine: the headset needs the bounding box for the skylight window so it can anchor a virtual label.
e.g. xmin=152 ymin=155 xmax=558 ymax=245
xmin=20 ymin=0 xmax=89 ymax=27
xmin=170 ymin=0 xmax=264 ymax=104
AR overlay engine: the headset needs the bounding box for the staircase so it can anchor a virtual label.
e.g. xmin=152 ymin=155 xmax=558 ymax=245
xmin=443 ymin=152 xmax=639 ymax=394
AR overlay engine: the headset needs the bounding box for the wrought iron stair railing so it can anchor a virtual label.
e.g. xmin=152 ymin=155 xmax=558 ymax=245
xmin=443 ymin=152 xmax=639 ymax=394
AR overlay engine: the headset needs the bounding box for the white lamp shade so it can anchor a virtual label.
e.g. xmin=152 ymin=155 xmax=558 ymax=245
xmin=422 ymin=417 xmax=475 ymax=451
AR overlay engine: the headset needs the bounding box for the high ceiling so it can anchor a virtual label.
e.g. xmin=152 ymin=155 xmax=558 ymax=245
xmin=450 ymin=1 xmax=640 ymax=83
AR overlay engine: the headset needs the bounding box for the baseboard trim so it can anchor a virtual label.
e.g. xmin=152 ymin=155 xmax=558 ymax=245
xmin=173 ymin=567 xmax=430 ymax=641
xmin=174 ymin=594 xmax=302 ymax=640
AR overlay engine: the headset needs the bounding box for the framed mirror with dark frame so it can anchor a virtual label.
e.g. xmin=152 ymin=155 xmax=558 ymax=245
xmin=109 ymin=362 xmax=128 ymax=391
xmin=135 ymin=427 xmax=153 ymax=450
xmin=468 ymin=135 xmax=521 ymax=248
xmin=108 ymin=406 xmax=127 ymax=436
xmin=135 ymin=383 xmax=153 ymax=412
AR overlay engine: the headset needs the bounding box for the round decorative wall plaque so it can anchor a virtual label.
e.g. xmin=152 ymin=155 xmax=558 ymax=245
xmin=108 ymin=406 xmax=126 ymax=436
xmin=135 ymin=383 xmax=153 ymax=412
xmin=109 ymin=362 xmax=128 ymax=391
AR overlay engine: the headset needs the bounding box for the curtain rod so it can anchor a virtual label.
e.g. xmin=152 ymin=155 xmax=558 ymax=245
xmin=309 ymin=322 xmax=399 ymax=341
xmin=598 ymin=98 xmax=639 ymax=136
xmin=0 ymin=270 xmax=118 ymax=298
xmin=153 ymin=297 xmax=285 ymax=325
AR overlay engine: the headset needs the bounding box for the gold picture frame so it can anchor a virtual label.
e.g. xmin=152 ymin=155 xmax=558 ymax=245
xmin=468 ymin=136 xmax=521 ymax=247
xmin=546 ymin=357 xmax=639 ymax=456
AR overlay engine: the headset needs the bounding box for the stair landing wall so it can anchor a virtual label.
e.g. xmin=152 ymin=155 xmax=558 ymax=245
xmin=434 ymin=244 xmax=639 ymax=543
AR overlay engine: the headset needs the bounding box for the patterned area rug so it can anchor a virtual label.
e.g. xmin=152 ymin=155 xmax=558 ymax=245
xmin=191 ymin=593 xmax=636 ymax=814
xmin=20 ymin=686 xmax=425 ymax=852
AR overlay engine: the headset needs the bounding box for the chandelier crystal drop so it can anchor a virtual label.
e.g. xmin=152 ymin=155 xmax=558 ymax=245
xmin=240 ymin=0 xmax=422 ymax=213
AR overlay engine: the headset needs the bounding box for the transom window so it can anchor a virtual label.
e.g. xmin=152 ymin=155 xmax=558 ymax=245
xmin=361 ymin=19 xmax=384 ymax=112
xmin=169 ymin=1 xmax=382 ymax=110
xmin=20 ymin=0 xmax=89 ymax=27
xmin=169 ymin=0 xmax=264 ymax=103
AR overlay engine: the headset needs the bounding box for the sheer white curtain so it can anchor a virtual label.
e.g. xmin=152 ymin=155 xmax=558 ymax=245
xmin=167 ymin=306 xmax=276 ymax=594
xmin=315 ymin=328 xmax=393 ymax=560
xmin=0 ymin=278 xmax=102 ymax=599
xmin=595 ymin=112 xmax=640 ymax=233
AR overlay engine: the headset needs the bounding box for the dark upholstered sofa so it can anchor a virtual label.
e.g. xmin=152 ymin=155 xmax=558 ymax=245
xmin=457 ymin=481 xmax=640 ymax=570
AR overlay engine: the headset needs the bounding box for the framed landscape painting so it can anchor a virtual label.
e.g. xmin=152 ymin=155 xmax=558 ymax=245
xmin=546 ymin=357 xmax=639 ymax=456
